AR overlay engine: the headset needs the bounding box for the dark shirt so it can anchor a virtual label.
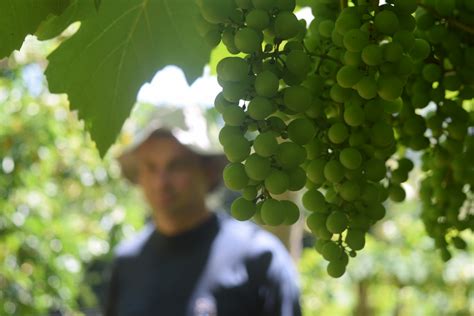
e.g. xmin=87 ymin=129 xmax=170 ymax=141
xmin=104 ymin=212 xmax=302 ymax=316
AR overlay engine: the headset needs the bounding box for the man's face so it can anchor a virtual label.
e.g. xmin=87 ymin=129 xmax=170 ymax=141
xmin=135 ymin=135 xmax=209 ymax=216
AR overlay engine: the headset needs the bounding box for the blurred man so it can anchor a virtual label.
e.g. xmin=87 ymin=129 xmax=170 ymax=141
xmin=104 ymin=119 xmax=302 ymax=316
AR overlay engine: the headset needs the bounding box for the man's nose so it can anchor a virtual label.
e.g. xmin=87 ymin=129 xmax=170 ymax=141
xmin=152 ymin=169 xmax=172 ymax=189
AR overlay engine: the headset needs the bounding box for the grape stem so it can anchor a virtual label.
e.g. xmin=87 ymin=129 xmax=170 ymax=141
xmin=340 ymin=0 xmax=348 ymax=10
xmin=417 ymin=3 xmax=474 ymax=35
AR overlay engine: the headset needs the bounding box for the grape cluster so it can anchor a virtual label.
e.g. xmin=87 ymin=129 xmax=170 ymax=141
xmin=196 ymin=0 xmax=473 ymax=277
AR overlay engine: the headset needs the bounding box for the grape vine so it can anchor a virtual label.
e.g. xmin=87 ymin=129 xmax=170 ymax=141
xmin=196 ymin=0 xmax=473 ymax=277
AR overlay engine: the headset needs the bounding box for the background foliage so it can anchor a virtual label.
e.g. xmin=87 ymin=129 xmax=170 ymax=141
xmin=0 ymin=0 xmax=473 ymax=315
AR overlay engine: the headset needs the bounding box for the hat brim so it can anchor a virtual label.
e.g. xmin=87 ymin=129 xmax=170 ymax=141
xmin=117 ymin=127 xmax=227 ymax=191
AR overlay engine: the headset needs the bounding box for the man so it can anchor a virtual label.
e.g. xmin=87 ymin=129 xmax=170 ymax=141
xmin=104 ymin=117 xmax=302 ymax=316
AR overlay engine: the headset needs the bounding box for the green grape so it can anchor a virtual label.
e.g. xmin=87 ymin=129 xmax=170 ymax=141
xmin=287 ymin=118 xmax=316 ymax=145
xmin=344 ymin=105 xmax=365 ymax=126
xmin=329 ymin=84 xmax=352 ymax=103
xmin=223 ymin=162 xmax=249 ymax=190
xmin=374 ymin=10 xmax=400 ymax=35
xmin=339 ymin=180 xmax=361 ymax=201
xmin=306 ymin=158 xmax=327 ymax=184
xmin=364 ymin=158 xmax=386 ymax=182
xmin=361 ymin=44 xmax=383 ymax=66
xmin=252 ymin=0 xmax=274 ymax=10
xmin=365 ymin=202 xmax=386 ymax=221
xmin=214 ymin=92 xmax=237 ymax=113
xmin=377 ymin=75 xmax=404 ymax=101
xmin=321 ymin=241 xmax=343 ymax=261
xmin=275 ymin=0 xmax=295 ymax=11
xmin=398 ymin=13 xmax=416 ymax=31
xmin=398 ymin=157 xmax=414 ymax=172
xmin=274 ymin=12 xmax=300 ymax=39
xmin=395 ymin=55 xmax=414 ymax=77
xmin=221 ymin=27 xmax=240 ymax=54
xmin=245 ymin=153 xmax=271 ymax=181
xmin=286 ymin=50 xmax=311 ymax=76
xmin=452 ymin=236 xmax=467 ymax=250
xmin=242 ymin=185 xmax=258 ymax=200
xmin=383 ymin=42 xmax=403 ymax=62
xmin=339 ymin=147 xmax=362 ymax=170
xmin=204 ymin=29 xmax=221 ymax=47
xmin=253 ymin=131 xmax=278 ymax=157
xmin=246 ymin=9 xmax=270 ymax=30
xmin=281 ymin=200 xmax=300 ymax=225
xmin=303 ymin=188 xmax=327 ymax=212
xmin=393 ymin=30 xmax=415 ymax=51
xmin=219 ymin=124 xmax=244 ymax=146
xmin=343 ymin=51 xmax=362 ymax=66
xmin=416 ymin=10 xmax=435 ymax=30
xmin=336 ymin=65 xmax=362 ymax=88
xmin=335 ymin=9 xmax=361 ymax=34
xmin=355 ymin=76 xmax=378 ymax=100
xmin=305 ymin=137 xmax=328 ymax=160
xmin=217 ymin=57 xmax=249 ymax=82
xmin=361 ymin=182 xmax=381 ymax=204
xmin=326 ymin=210 xmax=348 ymax=233
xmin=261 ymin=198 xmax=285 ymax=226
xmin=231 ymin=197 xmax=256 ymax=220
xmin=422 ymin=63 xmax=442 ymax=82
xmin=283 ymin=85 xmax=312 ymax=113
xmin=288 ymin=167 xmax=307 ymax=191
xmin=346 ymin=229 xmax=365 ymax=250
xmin=266 ymin=116 xmax=287 ymax=133
xmin=199 ymin=0 xmax=235 ymax=24
xmin=223 ymin=136 xmax=251 ymax=162
xmin=391 ymin=169 xmax=408 ymax=183
xmin=411 ymin=93 xmax=430 ymax=109
xmin=221 ymin=104 xmax=246 ymax=126
xmin=265 ymin=169 xmax=290 ymax=194
xmin=328 ymin=122 xmax=349 ymax=144
xmin=319 ymin=19 xmax=335 ymax=38
xmin=222 ymin=81 xmax=248 ymax=102
xmin=349 ymin=130 xmax=367 ymax=147
xmin=247 ymin=96 xmax=276 ymax=120
xmin=324 ymin=160 xmax=345 ymax=183
xmin=371 ymin=121 xmax=394 ymax=147
xmin=394 ymin=0 xmax=418 ymax=14
xmin=409 ymin=38 xmax=431 ymax=60
xmin=314 ymin=239 xmax=329 ymax=254
xmin=327 ymin=257 xmax=347 ymax=278
xmin=343 ymin=29 xmax=369 ymax=52
xmin=234 ymin=27 xmax=262 ymax=53
xmin=388 ymin=184 xmax=406 ymax=202
xmin=443 ymin=74 xmax=462 ymax=91
xmin=276 ymin=142 xmax=307 ymax=169
xmin=435 ymin=0 xmax=456 ymax=15
xmin=195 ymin=14 xmax=217 ymax=37
xmin=255 ymin=70 xmax=279 ymax=97
xmin=306 ymin=212 xmax=328 ymax=233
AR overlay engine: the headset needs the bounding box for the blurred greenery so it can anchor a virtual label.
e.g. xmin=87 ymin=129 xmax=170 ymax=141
xmin=0 ymin=38 xmax=148 ymax=315
xmin=1 ymin=37 xmax=473 ymax=316
xmin=299 ymin=199 xmax=474 ymax=316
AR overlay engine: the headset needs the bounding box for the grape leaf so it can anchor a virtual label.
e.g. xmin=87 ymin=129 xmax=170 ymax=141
xmin=36 ymin=0 xmax=97 ymax=41
xmin=45 ymin=0 xmax=212 ymax=156
xmin=0 ymin=0 xmax=71 ymax=58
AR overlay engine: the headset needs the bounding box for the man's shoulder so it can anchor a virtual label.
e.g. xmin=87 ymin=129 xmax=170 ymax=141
xmin=113 ymin=222 xmax=155 ymax=258
xmin=216 ymin=212 xmax=287 ymax=254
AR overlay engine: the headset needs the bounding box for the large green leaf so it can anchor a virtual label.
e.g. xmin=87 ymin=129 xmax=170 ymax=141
xmin=0 ymin=0 xmax=70 ymax=58
xmin=36 ymin=0 xmax=97 ymax=41
xmin=45 ymin=0 xmax=212 ymax=156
